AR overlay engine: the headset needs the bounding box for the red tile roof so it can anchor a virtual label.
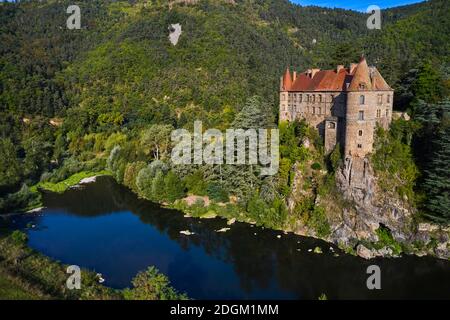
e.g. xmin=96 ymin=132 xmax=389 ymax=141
xmin=282 ymin=58 xmax=392 ymax=92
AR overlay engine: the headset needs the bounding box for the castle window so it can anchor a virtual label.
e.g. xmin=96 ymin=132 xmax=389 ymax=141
xmin=306 ymin=94 xmax=310 ymax=102
xmin=358 ymin=111 xmax=364 ymax=120
xmin=312 ymin=95 xmax=315 ymax=103
xmin=299 ymin=94 xmax=302 ymax=103
xmin=328 ymin=122 xmax=336 ymax=129
xmin=318 ymin=107 xmax=321 ymax=114
xmin=359 ymin=95 xmax=365 ymax=105
xmin=358 ymin=130 xmax=363 ymax=136
xmin=359 ymin=83 xmax=366 ymax=90
xmin=377 ymin=109 xmax=381 ymax=118
xmin=386 ymin=109 xmax=389 ymax=117
xmin=377 ymin=94 xmax=383 ymax=105
xmin=357 ymin=144 xmax=362 ymax=149
xmin=387 ymin=95 xmax=391 ymax=103
xmin=313 ymin=107 xmax=316 ymax=114
xmin=318 ymin=95 xmax=322 ymax=103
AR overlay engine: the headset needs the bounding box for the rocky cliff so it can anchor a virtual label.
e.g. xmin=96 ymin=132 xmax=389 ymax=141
xmin=291 ymin=155 xmax=450 ymax=260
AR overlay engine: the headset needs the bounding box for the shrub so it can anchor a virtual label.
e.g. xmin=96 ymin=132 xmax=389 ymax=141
xmin=123 ymin=161 xmax=146 ymax=193
xmin=375 ymin=226 xmax=402 ymax=255
xmin=123 ymin=266 xmax=187 ymax=300
xmin=11 ymin=230 xmax=28 ymax=245
xmin=206 ymin=182 xmax=228 ymax=202
xmin=184 ymin=170 xmax=207 ymax=196
xmin=307 ymin=206 xmax=331 ymax=238
xmin=311 ymin=162 xmax=322 ymax=171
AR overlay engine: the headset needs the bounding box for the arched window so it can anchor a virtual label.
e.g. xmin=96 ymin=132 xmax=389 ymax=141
xmin=359 ymin=95 xmax=365 ymax=105
xmin=358 ymin=130 xmax=363 ymax=136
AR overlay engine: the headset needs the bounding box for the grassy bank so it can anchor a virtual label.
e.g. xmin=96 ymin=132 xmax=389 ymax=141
xmin=32 ymin=170 xmax=112 ymax=194
xmin=0 ymin=268 xmax=43 ymax=300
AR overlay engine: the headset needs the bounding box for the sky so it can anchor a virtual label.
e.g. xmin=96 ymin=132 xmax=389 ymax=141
xmin=292 ymin=0 xmax=426 ymax=12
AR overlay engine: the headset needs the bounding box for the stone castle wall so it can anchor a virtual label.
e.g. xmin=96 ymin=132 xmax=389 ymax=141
xmin=280 ymin=87 xmax=393 ymax=157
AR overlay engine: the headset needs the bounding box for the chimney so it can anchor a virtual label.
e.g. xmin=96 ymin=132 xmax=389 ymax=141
xmin=293 ymin=71 xmax=297 ymax=81
xmin=337 ymin=65 xmax=344 ymax=73
xmin=350 ymin=63 xmax=358 ymax=74
xmin=311 ymin=68 xmax=320 ymax=78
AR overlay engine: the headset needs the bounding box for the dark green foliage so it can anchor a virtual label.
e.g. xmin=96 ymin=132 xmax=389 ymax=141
xmin=123 ymin=266 xmax=188 ymax=300
xmin=372 ymin=122 xmax=419 ymax=200
xmin=0 ymin=184 xmax=41 ymax=214
xmin=329 ymin=143 xmax=342 ymax=173
xmin=411 ymin=61 xmax=446 ymax=105
xmin=374 ymin=226 xmax=402 ymax=255
xmin=11 ymin=231 xmax=28 ymax=246
xmin=311 ymin=162 xmax=321 ymax=171
xmin=164 ymin=171 xmax=186 ymax=202
xmin=246 ymin=192 xmax=288 ymax=229
xmin=420 ymin=105 xmax=450 ymax=223
xmin=183 ymin=170 xmax=208 ymax=196
xmin=206 ymin=182 xmax=228 ymax=203
xmin=0 ymin=138 xmax=21 ymax=192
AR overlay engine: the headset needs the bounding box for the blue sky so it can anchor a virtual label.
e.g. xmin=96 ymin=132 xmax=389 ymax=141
xmin=291 ymin=0 xmax=426 ymax=12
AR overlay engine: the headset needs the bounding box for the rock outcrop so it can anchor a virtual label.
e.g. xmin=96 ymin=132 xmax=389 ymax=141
xmin=331 ymin=156 xmax=449 ymax=259
xmin=290 ymin=155 xmax=450 ymax=260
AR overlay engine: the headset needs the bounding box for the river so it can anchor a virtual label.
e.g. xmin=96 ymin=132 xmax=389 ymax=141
xmin=4 ymin=176 xmax=450 ymax=299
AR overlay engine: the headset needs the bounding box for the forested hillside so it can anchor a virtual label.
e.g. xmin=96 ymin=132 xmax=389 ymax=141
xmin=0 ymin=0 xmax=449 ymax=226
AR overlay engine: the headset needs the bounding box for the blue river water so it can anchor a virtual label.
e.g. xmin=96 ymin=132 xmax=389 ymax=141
xmin=5 ymin=176 xmax=450 ymax=299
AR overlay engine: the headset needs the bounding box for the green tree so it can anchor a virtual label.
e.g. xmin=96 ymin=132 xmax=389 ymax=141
xmin=123 ymin=266 xmax=187 ymax=300
xmin=164 ymin=171 xmax=185 ymax=202
xmin=0 ymin=138 xmax=21 ymax=190
xmin=140 ymin=124 xmax=174 ymax=160
xmin=411 ymin=61 xmax=445 ymax=105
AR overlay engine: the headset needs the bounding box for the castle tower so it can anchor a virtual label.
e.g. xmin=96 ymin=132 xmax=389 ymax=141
xmin=344 ymin=56 xmax=378 ymax=158
xmin=279 ymin=68 xmax=292 ymax=122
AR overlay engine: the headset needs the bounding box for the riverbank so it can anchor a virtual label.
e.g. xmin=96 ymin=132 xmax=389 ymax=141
xmin=138 ymin=180 xmax=450 ymax=261
xmin=0 ymin=230 xmax=120 ymax=299
xmin=0 ymin=229 xmax=187 ymax=300
xmin=31 ymin=170 xmax=112 ymax=194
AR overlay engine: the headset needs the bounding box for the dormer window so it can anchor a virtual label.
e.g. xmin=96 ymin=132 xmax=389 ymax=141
xmin=377 ymin=94 xmax=383 ymax=105
xmin=359 ymin=83 xmax=366 ymax=90
xmin=359 ymin=95 xmax=365 ymax=105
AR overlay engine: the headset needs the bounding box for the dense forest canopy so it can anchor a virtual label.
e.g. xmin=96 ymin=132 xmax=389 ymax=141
xmin=0 ymin=0 xmax=449 ymax=223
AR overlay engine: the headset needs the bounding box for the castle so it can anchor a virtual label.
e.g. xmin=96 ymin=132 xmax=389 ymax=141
xmin=279 ymin=56 xmax=393 ymax=158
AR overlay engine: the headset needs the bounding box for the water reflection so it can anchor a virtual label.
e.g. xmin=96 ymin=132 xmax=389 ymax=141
xmin=7 ymin=176 xmax=450 ymax=299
